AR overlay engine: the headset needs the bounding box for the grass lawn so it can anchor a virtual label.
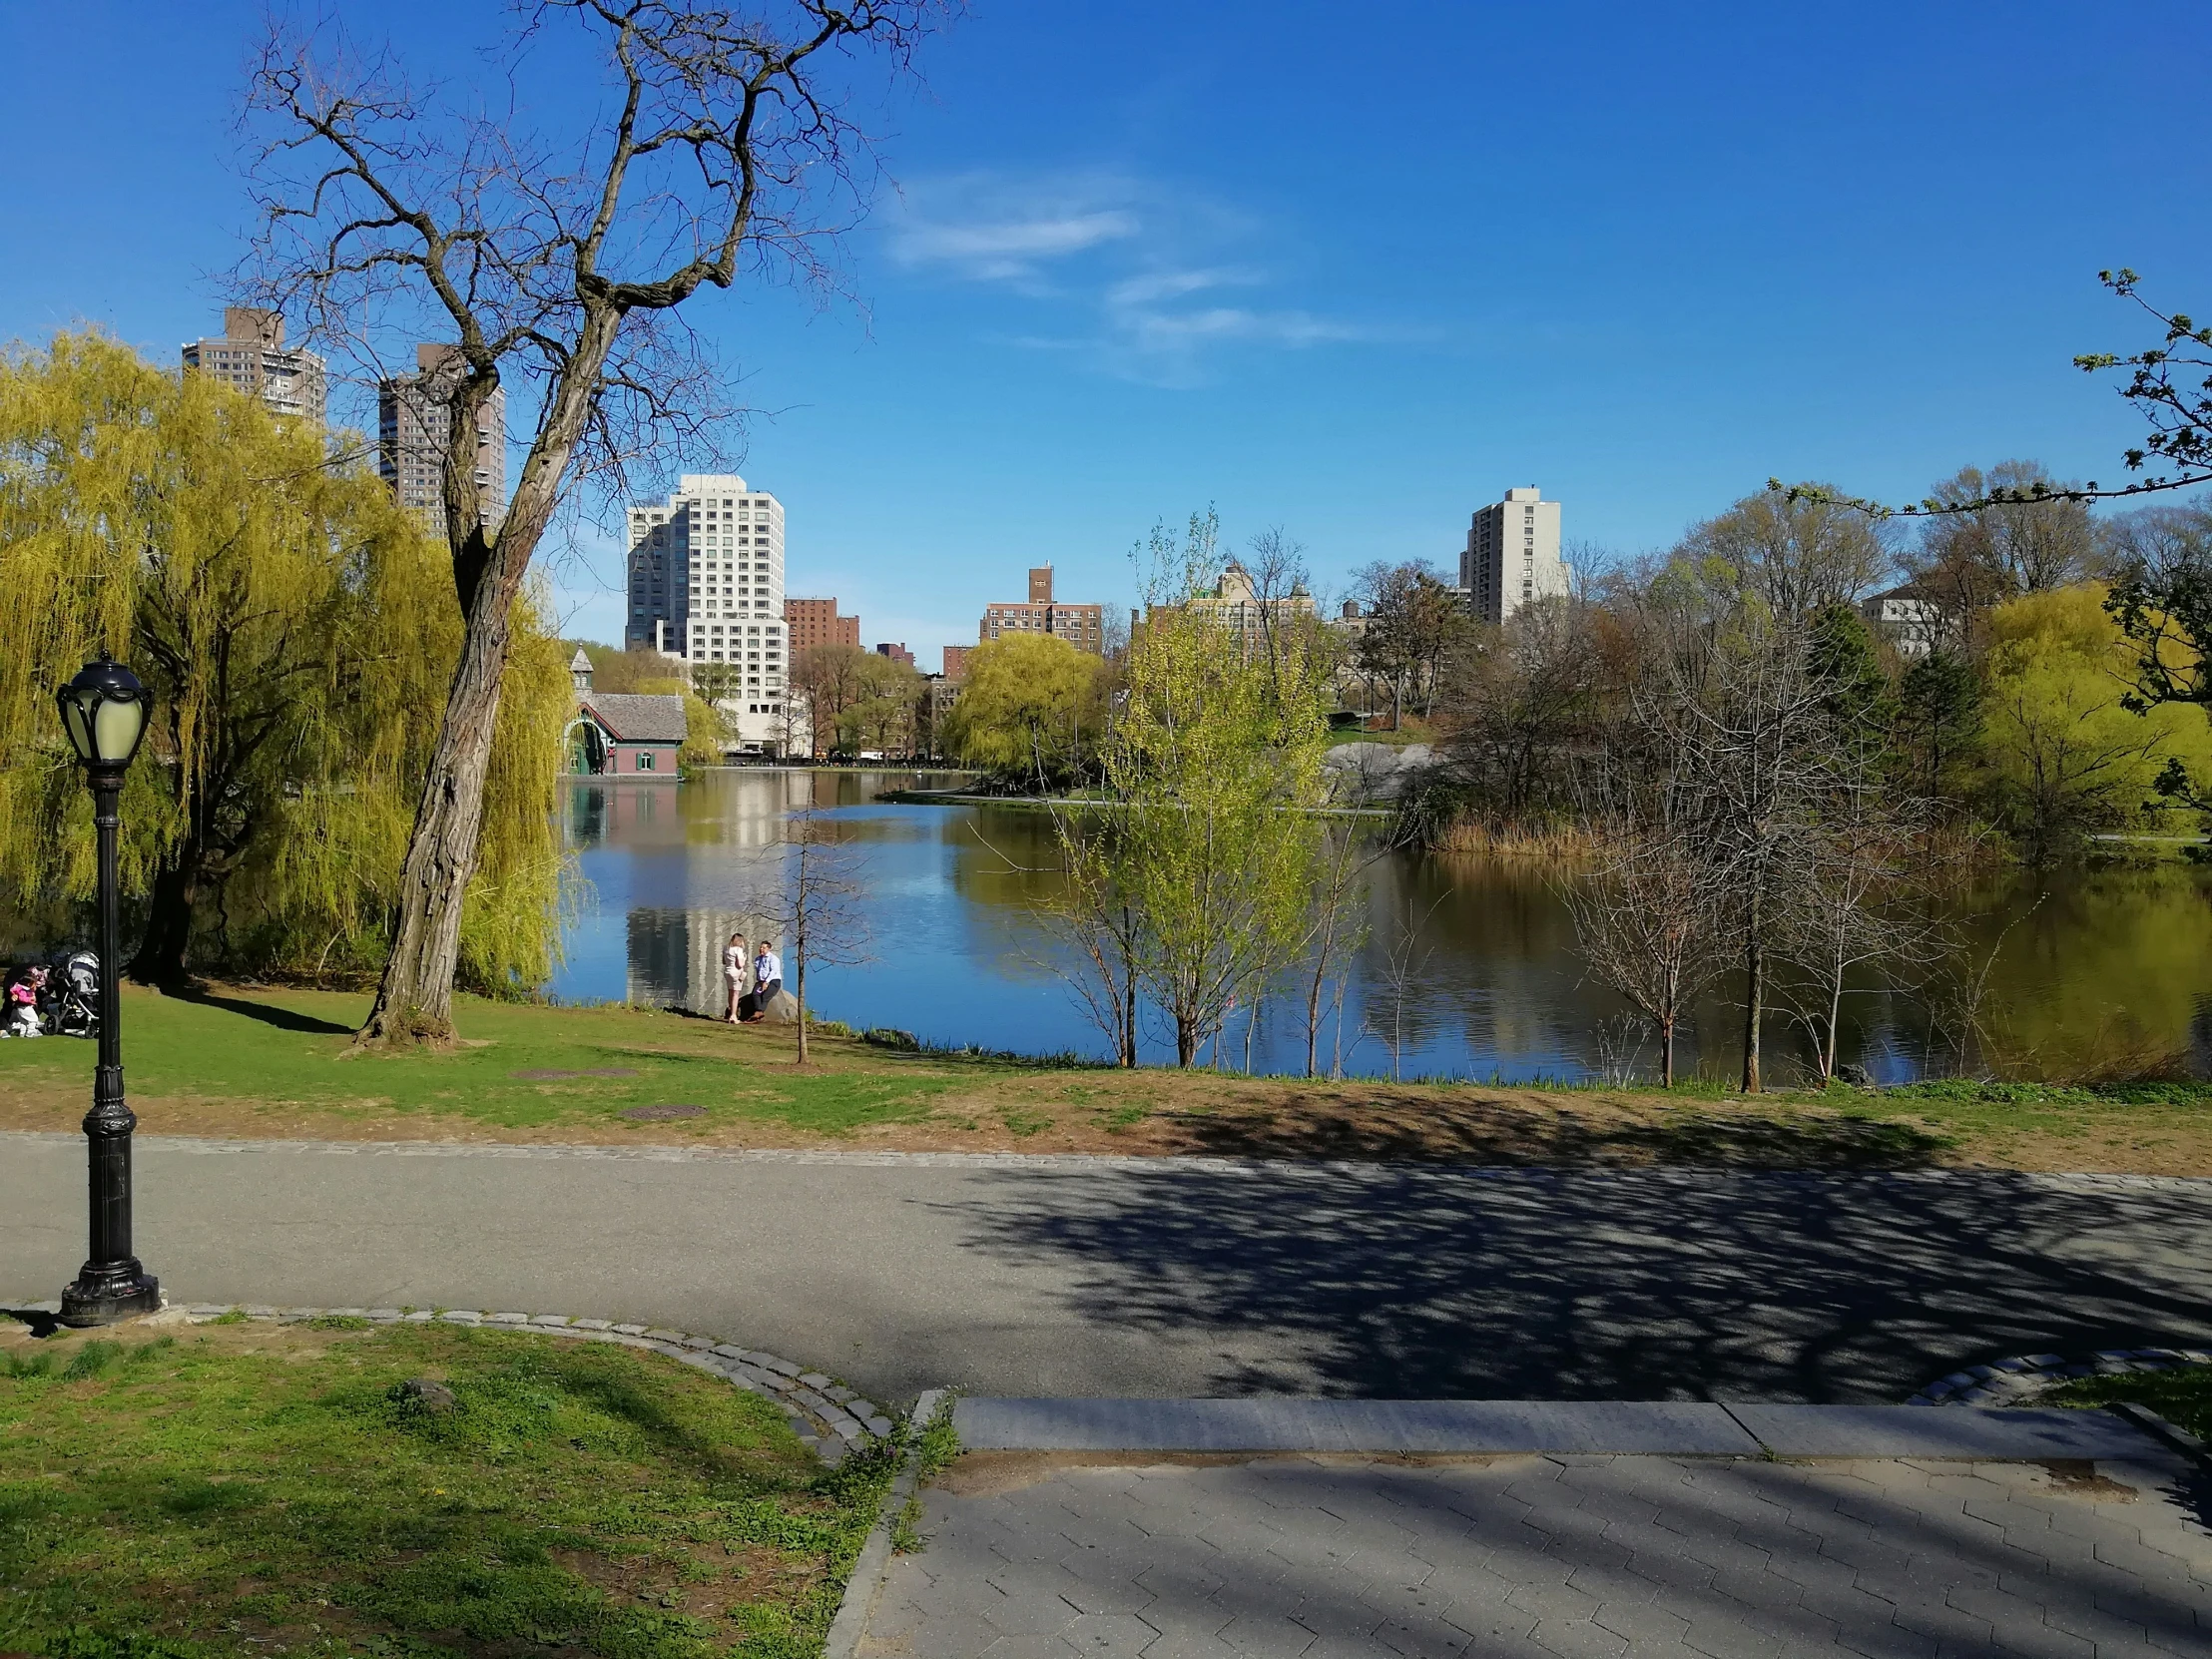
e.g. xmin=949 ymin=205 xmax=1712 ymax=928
xmin=0 ymin=1317 xmax=892 ymax=1659
xmin=0 ymin=983 xmax=2209 ymax=1173
xmin=2049 ymin=1364 xmax=2212 ymax=1440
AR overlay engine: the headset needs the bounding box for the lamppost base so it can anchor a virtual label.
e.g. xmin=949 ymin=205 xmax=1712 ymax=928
xmin=58 ymin=1269 xmax=161 ymax=1328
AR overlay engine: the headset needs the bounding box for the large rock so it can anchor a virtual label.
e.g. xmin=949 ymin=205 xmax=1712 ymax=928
xmin=1322 ymin=741 xmax=1437 ymax=803
xmin=756 ymin=988 xmax=802 ymax=1023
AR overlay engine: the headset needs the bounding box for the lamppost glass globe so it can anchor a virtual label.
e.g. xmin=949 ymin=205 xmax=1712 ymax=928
xmin=56 ymin=656 xmax=150 ymax=769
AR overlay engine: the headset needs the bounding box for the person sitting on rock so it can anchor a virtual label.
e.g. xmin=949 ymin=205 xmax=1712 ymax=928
xmin=744 ymin=941 xmax=784 ymax=1022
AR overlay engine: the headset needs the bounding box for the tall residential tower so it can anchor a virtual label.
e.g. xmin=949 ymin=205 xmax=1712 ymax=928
xmin=624 ymin=475 xmax=789 ymax=742
xmin=377 ymin=344 xmax=507 ymax=538
xmin=1462 ymin=487 xmax=1568 ymax=624
xmin=182 ymin=308 xmax=326 ymax=425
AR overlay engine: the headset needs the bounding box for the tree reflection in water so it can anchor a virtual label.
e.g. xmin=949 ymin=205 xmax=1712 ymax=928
xmin=552 ymin=770 xmax=2212 ymax=1083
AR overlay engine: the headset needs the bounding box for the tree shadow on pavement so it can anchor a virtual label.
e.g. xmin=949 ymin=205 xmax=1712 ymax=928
xmin=1159 ymin=1092 xmax=1946 ymax=1168
xmin=951 ymin=1165 xmax=2212 ymax=1400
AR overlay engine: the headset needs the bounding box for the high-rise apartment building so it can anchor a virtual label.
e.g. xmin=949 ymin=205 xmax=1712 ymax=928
xmin=182 ymin=308 xmax=326 ymax=425
xmin=378 ymin=344 xmax=506 ymax=539
xmin=785 ymin=598 xmax=859 ymax=655
xmin=940 ymin=645 xmax=971 ymax=680
xmin=979 ymin=565 xmax=1104 ymax=653
xmin=1462 ymin=487 xmax=1569 ymax=624
xmin=623 ymin=478 xmax=788 ymax=738
xmin=874 ymin=642 xmax=915 ymax=669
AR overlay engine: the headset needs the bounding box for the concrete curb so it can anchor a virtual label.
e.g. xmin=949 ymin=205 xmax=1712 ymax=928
xmin=1 ymin=1296 xmax=894 ymax=1463
xmin=1910 ymin=1346 xmax=2212 ymax=1405
xmin=2107 ymin=1399 xmax=2212 ymax=1471
xmin=948 ymin=1397 xmax=2158 ymax=1461
xmin=825 ymin=1387 xmax=946 ymax=1659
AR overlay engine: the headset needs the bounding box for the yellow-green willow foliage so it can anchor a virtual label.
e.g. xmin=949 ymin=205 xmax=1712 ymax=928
xmin=0 ymin=330 xmax=568 ymax=990
xmin=1097 ymin=591 xmax=1332 ymax=1067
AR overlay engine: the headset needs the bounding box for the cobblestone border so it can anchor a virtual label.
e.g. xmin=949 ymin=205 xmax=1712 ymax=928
xmin=1910 ymin=1346 xmax=2212 ymax=1406
xmin=3 ymin=1298 xmax=895 ymax=1464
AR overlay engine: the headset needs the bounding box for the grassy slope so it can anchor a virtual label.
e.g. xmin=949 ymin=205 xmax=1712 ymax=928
xmin=0 ymin=1319 xmax=894 ymax=1659
xmin=1 ymin=984 xmax=2209 ymax=1172
xmin=2050 ymin=1365 xmax=2212 ymax=1439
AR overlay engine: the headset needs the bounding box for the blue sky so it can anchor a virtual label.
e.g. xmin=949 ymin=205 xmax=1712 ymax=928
xmin=3 ymin=2 xmax=2206 ymax=669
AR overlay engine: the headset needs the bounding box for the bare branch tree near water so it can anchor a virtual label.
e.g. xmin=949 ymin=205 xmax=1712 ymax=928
xmin=1561 ymin=772 xmax=1728 ymax=1090
xmin=753 ymin=804 xmax=870 ymax=1065
xmin=240 ymin=1 xmax=941 ymax=1043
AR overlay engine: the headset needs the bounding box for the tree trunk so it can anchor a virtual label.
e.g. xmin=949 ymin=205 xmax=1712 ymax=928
xmin=1823 ymin=963 xmax=1844 ymax=1082
xmin=1659 ymin=1013 xmax=1675 ymax=1089
xmin=357 ymin=306 xmax=619 ymax=1045
xmin=1175 ymin=1010 xmax=1198 ymax=1067
xmin=1741 ymin=902 xmax=1764 ymax=1094
xmin=796 ymin=958 xmax=809 ymax=1065
xmin=128 ymin=845 xmax=200 ymax=986
xmin=1119 ymin=923 xmax=1138 ymax=1067
xmin=358 ymin=577 xmax=519 ymax=1043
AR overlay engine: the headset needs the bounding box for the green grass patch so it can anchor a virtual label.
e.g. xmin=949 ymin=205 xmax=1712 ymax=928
xmin=2047 ymin=1363 xmax=2212 ymax=1439
xmin=0 ymin=1322 xmax=894 ymax=1658
xmin=0 ymin=987 xmax=957 ymax=1138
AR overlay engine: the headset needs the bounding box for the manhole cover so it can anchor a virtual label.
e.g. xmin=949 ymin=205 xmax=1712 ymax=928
xmin=620 ymin=1103 xmax=707 ymax=1121
xmin=510 ymin=1067 xmax=642 ymax=1080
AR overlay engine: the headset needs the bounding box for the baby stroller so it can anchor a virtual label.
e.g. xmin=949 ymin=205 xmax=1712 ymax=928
xmin=46 ymin=950 xmax=99 ymax=1038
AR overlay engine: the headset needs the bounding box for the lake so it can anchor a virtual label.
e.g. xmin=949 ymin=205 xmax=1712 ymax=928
xmin=550 ymin=769 xmax=2212 ymax=1084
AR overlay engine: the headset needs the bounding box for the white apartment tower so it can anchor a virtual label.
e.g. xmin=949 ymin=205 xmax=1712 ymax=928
xmin=1463 ymin=486 xmax=1568 ymax=624
xmin=625 ymin=474 xmax=789 ymax=742
xmin=378 ymin=344 xmax=507 ymax=539
xmin=182 ymin=308 xmax=326 ymax=425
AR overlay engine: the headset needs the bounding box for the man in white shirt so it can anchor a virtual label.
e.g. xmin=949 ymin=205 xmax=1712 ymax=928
xmin=745 ymin=942 xmax=784 ymax=1021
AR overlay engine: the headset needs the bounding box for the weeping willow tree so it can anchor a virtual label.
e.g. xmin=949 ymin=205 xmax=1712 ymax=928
xmin=0 ymin=330 xmax=568 ymax=993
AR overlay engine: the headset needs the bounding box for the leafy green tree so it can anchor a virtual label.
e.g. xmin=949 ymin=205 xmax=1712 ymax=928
xmin=1896 ymin=651 xmax=1982 ymax=806
xmin=0 ymin=331 xmax=567 ymax=990
xmin=944 ymin=634 xmax=1108 ymax=787
xmin=1107 ymin=594 xmax=1331 ymax=1067
xmin=1979 ymin=586 xmax=2212 ymax=860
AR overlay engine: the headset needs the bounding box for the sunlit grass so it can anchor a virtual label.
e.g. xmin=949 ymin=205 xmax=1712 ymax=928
xmin=0 ymin=1321 xmax=896 ymax=1658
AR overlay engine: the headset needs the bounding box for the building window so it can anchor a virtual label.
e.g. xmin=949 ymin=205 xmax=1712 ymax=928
xmin=636 ymin=752 xmax=656 ymax=772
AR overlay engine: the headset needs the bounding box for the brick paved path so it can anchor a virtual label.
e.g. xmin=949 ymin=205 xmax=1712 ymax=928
xmin=859 ymin=1451 xmax=2212 ymax=1658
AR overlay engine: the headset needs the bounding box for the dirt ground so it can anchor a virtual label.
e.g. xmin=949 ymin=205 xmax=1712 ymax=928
xmin=6 ymin=1063 xmax=2209 ymax=1174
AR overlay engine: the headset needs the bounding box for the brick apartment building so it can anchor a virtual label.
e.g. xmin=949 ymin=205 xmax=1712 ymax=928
xmin=979 ymin=566 xmax=1104 ymax=653
xmin=785 ymin=597 xmax=859 ymax=654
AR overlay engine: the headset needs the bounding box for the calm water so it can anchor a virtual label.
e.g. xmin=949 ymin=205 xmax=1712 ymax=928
xmin=550 ymin=769 xmax=2212 ymax=1084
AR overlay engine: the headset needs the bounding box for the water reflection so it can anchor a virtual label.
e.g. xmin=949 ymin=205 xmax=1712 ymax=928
xmin=551 ymin=770 xmax=2212 ymax=1082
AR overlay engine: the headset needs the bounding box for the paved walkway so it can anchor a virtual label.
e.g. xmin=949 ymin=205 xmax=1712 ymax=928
xmin=7 ymin=1135 xmax=2212 ymax=1405
xmin=859 ymin=1425 xmax=2212 ymax=1658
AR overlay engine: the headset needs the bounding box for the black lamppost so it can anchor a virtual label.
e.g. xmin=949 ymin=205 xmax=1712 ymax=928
xmin=55 ymin=655 xmax=159 ymax=1328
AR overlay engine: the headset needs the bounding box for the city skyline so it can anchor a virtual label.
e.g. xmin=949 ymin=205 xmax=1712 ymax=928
xmin=9 ymin=3 xmax=2208 ymax=654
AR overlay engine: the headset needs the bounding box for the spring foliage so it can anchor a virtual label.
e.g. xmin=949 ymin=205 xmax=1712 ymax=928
xmin=0 ymin=330 xmax=568 ymax=990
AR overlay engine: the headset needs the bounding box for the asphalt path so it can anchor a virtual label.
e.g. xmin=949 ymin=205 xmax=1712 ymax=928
xmin=6 ymin=1134 xmax=2211 ymax=1407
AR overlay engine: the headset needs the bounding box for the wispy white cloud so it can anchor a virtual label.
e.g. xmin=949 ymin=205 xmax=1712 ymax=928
xmin=889 ymin=170 xmax=1403 ymax=385
xmin=889 ymin=173 xmax=1143 ymax=283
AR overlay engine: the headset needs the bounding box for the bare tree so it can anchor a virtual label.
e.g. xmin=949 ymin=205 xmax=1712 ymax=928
xmin=1042 ymin=810 xmax=1145 ymax=1067
xmin=242 ymin=1 xmax=940 ymax=1042
xmin=1773 ymin=797 xmax=1942 ymax=1084
xmin=1915 ymin=461 xmax=2098 ymax=597
xmin=1299 ymin=818 xmax=1378 ymax=1079
xmin=1677 ymin=487 xmax=1894 ymax=623
xmin=1644 ymin=610 xmax=1840 ymax=1093
xmin=1243 ymin=525 xmax=1312 ymax=706
xmin=753 ymin=804 xmax=869 ymax=1064
xmin=1561 ymin=766 xmax=1727 ymax=1088
xmin=1363 ymin=900 xmax=1438 ymax=1082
